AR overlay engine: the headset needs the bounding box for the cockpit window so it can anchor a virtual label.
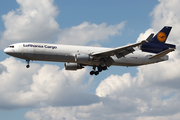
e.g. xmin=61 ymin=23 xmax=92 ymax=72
xmin=8 ymin=46 xmax=14 ymax=48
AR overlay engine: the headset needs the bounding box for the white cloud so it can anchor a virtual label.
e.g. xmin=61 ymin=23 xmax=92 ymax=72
xmin=0 ymin=0 xmax=126 ymax=49
xmin=57 ymin=21 xmax=126 ymax=45
xmin=24 ymin=66 xmax=180 ymax=120
xmin=25 ymin=106 xmax=78 ymax=120
xmin=0 ymin=57 xmax=99 ymax=109
xmin=0 ymin=63 xmax=6 ymax=74
xmin=96 ymin=73 xmax=133 ymax=97
xmin=0 ymin=0 xmax=59 ymax=48
xmin=136 ymin=28 xmax=154 ymax=43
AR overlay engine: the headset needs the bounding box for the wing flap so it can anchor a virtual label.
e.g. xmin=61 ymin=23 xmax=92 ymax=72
xmin=149 ymin=48 xmax=175 ymax=59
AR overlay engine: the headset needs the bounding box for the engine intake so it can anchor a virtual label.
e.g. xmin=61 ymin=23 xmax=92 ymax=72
xmin=64 ymin=63 xmax=84 ymax=70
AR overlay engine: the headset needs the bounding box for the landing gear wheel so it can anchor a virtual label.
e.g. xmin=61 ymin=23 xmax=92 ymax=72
xmin=26 ymin=65 xmax=30 ymax=68
xmin=26 ymin=59 xmax=30 ymax=68
xmin=90 ymin=65 xmax=107 ymax=75
xmin=102 ymin=66 xmax=107 ymax=70
xmin=95 ymin=71 xmax=99 ymax=75
xmin=90 ymin=71 xmax=95 ymax=75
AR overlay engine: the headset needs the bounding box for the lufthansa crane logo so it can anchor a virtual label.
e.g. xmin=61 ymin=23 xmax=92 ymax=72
xmin=157 ymin=32 xmax=167 ymax=42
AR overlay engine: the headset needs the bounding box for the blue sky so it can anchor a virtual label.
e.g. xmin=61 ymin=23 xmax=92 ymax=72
xmin=1 ymin=0 xmax=180 ymax=120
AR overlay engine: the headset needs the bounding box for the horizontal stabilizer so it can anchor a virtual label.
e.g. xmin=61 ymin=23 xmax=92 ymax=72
xmin=149 ymin=48 xmax=175 ymax=59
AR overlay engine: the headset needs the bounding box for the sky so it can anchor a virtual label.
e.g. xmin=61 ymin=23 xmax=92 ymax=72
xmin=1 ymin=0 xmax=180 ymax=120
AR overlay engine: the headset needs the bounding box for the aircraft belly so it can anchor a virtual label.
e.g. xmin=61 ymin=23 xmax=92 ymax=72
xmin=5 ymin=52 xmax=27 ymax=60
xmin=111 ymin=54 xmax=144 ymax=66
xmin=113 ymin=59 xmax=143 ymax=66
xmin=111 ymin=52 xmax=166 ymax=67
xmin=29 ymin=53 xmax=75 ymax=62
xmin=112 ymin=55 xmax=167 ymax=67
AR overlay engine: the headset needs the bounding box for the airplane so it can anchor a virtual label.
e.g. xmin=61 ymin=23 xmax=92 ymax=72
xmin=4 ymin=26 xmax=176 ymax=75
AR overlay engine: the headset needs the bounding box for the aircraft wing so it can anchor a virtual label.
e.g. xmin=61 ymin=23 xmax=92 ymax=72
xmin=91 ymin=40 xmax=147 ymax=58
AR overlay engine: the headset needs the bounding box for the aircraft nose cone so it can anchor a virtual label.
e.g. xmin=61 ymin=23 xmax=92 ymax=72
xmin=4 ymin=48 xmax=8 ymax=53
xmin=4 ymin=48 xmax=12 ymax=54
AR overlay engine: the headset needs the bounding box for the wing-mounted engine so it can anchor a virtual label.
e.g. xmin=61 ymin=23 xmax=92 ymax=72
xmin=75 ymin=54 xmax=93 ymax=62
xmin=65 ymin=63 xmax=84 ymax=70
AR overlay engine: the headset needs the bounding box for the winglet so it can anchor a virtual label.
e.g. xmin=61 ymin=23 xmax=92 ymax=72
xmin=146 ymin=33 xmax=154 ymax=42
xmin=149 ymin=48 xmax=175 ymax=59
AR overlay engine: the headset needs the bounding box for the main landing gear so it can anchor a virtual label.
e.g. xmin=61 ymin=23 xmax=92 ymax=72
xmin=26 ymin=59 xmax=30 ymax=68
xmin=90 ymin=65 xmax=107 ymax=75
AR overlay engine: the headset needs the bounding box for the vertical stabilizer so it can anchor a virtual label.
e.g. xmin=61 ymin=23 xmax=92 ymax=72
xmin=151 ymin=26 xmax=172 ymax=44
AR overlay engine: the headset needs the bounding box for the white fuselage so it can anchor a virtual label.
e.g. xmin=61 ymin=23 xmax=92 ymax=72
xmin=4 ymin=43 xmax=168 ymax=67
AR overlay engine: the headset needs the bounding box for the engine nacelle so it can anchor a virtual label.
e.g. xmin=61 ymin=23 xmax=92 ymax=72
xmin=140 ymin=42 xmax=175 ymax=53
xmin=75 ymin=54 xmax=92 ymax=62
xmin=64 ymin=63 xmax=84 ymax=70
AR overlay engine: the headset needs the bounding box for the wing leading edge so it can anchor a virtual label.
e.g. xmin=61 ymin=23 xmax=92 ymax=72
xmin=91 ymin=40 xmax=147 ymax=58
xmin=91 ymin=34 xmax=154 ymax=59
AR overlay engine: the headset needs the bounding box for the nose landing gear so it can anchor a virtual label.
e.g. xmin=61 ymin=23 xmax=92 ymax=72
xmin=26 ymin=59 xmax=30 ymax=68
